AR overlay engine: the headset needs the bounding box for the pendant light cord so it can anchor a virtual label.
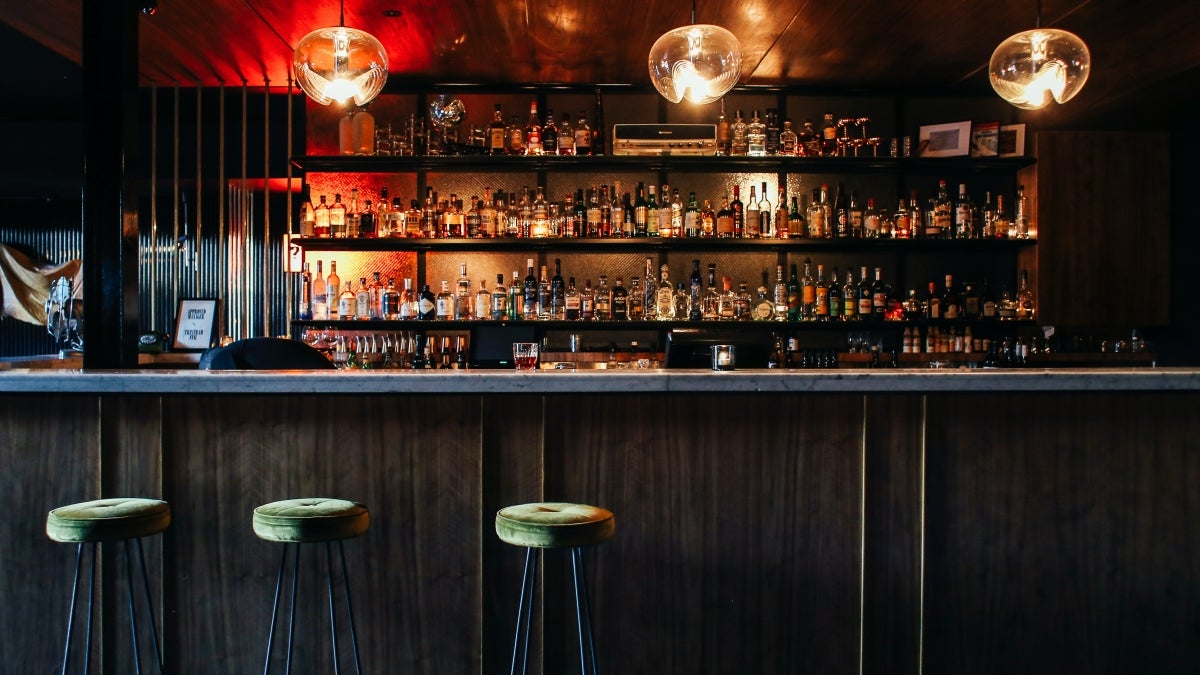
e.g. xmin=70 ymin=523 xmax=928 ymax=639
xmin=691 ymin=0 xmax=696 ymax=24
xmin=339 ymin=0 xmax=345 ymax=27
xmin=1035 ymin=0 xmax=1042 ymax=28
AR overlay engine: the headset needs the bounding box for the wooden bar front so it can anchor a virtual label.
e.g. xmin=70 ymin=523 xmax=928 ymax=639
xmin=2 ymin=389 xmax=1197 ymax=674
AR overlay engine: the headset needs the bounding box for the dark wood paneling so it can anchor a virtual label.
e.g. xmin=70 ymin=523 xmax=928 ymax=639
xmin=0 ymin=395 xmax=100 ymax=675
xmin=923 ymin=392 xmax=1200 ymax=675
xmin=546 ymin=393 xmax=865 ymax=675
xmin=162 ymin=394 xmax=482 ymax=673
xmin=1036 ymin=132 xmax=1171 ymax=327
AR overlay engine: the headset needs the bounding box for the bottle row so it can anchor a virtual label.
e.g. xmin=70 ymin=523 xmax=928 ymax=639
xmin=299 ymin=257 xmax=1036 ymax=325
xmin=299 ymin=179 xmax=1032 ymax=241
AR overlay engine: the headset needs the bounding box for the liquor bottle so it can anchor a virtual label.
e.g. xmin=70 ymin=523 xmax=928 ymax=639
xmin=400 ymin=278 xmax=416 ymax=319
xmin=787 ymin=195 xmax=806 ymax=239
xmin=963 ymin=281 xmax=981 ymax=319
xmin=541 ymin=107 xmax=558 ymax=155
xmin=930 ymin=180 xmax=952 ymax=238
xmin=488 ymin=103 xmax=507 ymax=155
xmin=981 ymin=279 xmax=998 ymax=320
xmin=628 ymin=277 xmax=644 ymax=320
xmin=722 ymin=276 xmax=742 ymax=320
xmin=537 ymin=265 xmax=551 ymax=319
xmin=329 ymin=193 xmax=347 ymax=238
xmin=523 ymin=101 xmax=542 ymax=155
xmin=475 ymin=279 xmax=491 ymax=320
xmin=809 ymin=185 xmax=829 ymax=238
xmin=993 ymin=193 xmax=1012 ymax=240
xmin=435 ymin=280 xmax=454 ymax=319
xmin=832 ymin=182 xmax=849 ymax=238
xmin=338 ymin=281 xmax=355 ymax=320
xmin=800 ymin=260 xmax=815 ymax=320
xmin=594 ymin=274 xmax=612 ymax=320
xmin=683 ymin=192 xmax=701 ymax=237
xmin=773 ymin=264 xmax=789 ymax=321
xmin=574 ymin=111 xmax=592 ymax=156
xmin=941 ymin=274 xmax=961 ymax=319
xmin=848 ymin=191 xmax=864 ymax=238
xmin=656 ymin=264 xmax=675 ymax=320
xmin=326 ymin=261 xmax=341 ymax=318
xmin=925 ymin=281 xmax=941 ymax=320
xmin=998 ymin=286 xmax=1017 ymax=320
xmin=634 ymin=182 xmax=649 ymax=236
xmin=673 ymin=282 xmax=690 ymax=320
xmin=522 ymin=259 xmax=538 ymax=320
xmin=699 ymin=199 xmax=716 ymax=237
xmin=312 ymin=261 xmax=328 ymax=320
xmin=492 ymin=273 xmax=508 ymax=320
xmin=765 ymin=109 xmax=781 ymax=155
xmin=954 ymin=183 xmax=973 ymax=239
xmin=786 ymin=263 xmax=801 ymax=320
xmin=455 ymin=263 xmax=473 ymax=319
xmin=598 ymin=185 xmax=613 ymax=237
xmin=374 ymin=188 xmax=390 ymax=237
xmin=688 ymin=260 xmax=703 ymax=321
xmin=716 ymin=100 xmax=731 ymax=156
xmin=780 ymin=118 xmax=798 ymax=155
xmin=758 ymin=182 xmax=772 ymax=237
xmin=730 ymin=109 xmax=748 ymax=155
xmin=508 ymin=270 xmax=522 ymax=319
xmin=871 ymin=267 xmax=889 ymax=320
xmin=828 ymin=267 xmax=843 ymax=320
xmin=381 ymin=277 xmax=400 ymax=320
xmin=745 ymin=185 xmax=761 ymax=238
xmin=892 ymin=198 xmax=910 ymax=239
xmin=299 ymin=262 xmax=313 ymax=320
xmin=863 ymin=198 xmax=880 ymax=238
xmin=550 ymin=258 xmax=566 ymax=319
xmin=799 ymin=119 xmax=817 ymax=156
xmin=557 ymin=112 xmax=574 ymax=155
xmin=612 ymin=277 xmax=629 ymax=320
xmin=580 ymin=278 xmax=595 ymax=321
xmin=564 ymin=276 xmax=581 ymax=320
xmin=729 ymin=185 xmax=745 ymax=237
xmin=735 ymin=281 xmax=753 ymax=320
xmin=299 ymin=186 xmax=317 ymax=237
xmin=1016 ymin=269 xmax=1035 ymax=320
xmin=645 ymin=185 xmax=660 ymax=237
xmin=702 ymin=263 xmax=720 ymax=319
xmin=821 ymin=112 xmax=838 ymax=156
xmin=592 ymin=88 xmax=606 ymax=155
xmin=857 ymin=265 xmax=873 ymax=319
xmin=314 ymin=194 xmax=330 ymax=237
xmin=841 ymin=268 xmax=857 ymax=320
xmin=814 ymin=264 xmax=830 ymax=320
xmin=1013 ymin=185 xmax=1029 ymax=238
xmin=670 ymin=188 xmax=684 ymax=237
xmin=775 ymin=186 xmax=789 ymax=239
xmin=747 ymin=109 xmax=767 ymax=156
xmin=507 ymin=114 xmax=525 ymax=155
xmin=369 ymin=271 xmax=384 ymax=318
xmin=753 ymin=273 xmax=773 ymax=321
xmin=659 ymin=184 xmax=673 ymax=236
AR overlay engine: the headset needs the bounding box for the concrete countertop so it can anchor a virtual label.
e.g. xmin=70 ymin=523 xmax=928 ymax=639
xmin=1 ymin=367 xmax=1197 ymax=394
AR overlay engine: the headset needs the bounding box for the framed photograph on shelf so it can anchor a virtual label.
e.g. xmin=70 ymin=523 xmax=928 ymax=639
xmin=998 ymin=123 xmax=1027 ymax=157
xmin=970 ymin=122 xmax=1000 ymax=157
xmin=171 ymin=298 xmax=221 ymax=351
xmin=917 ymin=121 xmax=972 ymax=157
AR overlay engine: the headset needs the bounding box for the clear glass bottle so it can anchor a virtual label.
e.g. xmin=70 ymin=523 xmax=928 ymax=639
xmin=735 ymin=281 xmax=753 ymax=321
xmin=673 ymin=282 xmax=690 ymax=320
xmin=688 ymin=259 xmax=704 ymax=321
xmin=758 ymin=182 xmax=773 ymax=237
xmin=730 ymin=109 xmax=749 ymax=156
xmin=314 ymin=194 xmax=331 ymax=237
xmin=752 ymin=273 xmax=773 ymax=321
xmin=523 ymin=101 xmax=542 ymax=155
xmin=722 ymin=276 xmax=742 ymax=320
xmin=574 ymin=111 xmax=592 ymax=156
xmin=702 ymin=264 xmax=720 ymax=319
xmin=747 ymin=109 xmax=767 ymax=156
xmin=954 ymin=183 xmax=973 ymax=239
xmin=773 ymin=264 xmax=790 ymax=321
xmin=435 ymin=280 xmax=454 ymax=319
xmin=780 ymin=118 xmax=798 ymax=155
xmin=338 ymin=281 xmax=356 ymax=320
xmin=557 ymin=112 xmax=574 ymax=156
xmin=399 ymin=278 xmax=416 ymax=319
xmin=475 ymin=279 xmax=491 ymax=320
xmin=455 ymin=263 xmax=473 ymax=319
xmin=326 ymin=261 xmax=341 ymax=318
xmin=683 ymin=192 xmax=701 ymax=237
xmin=656 ymin=264 xmax=675 ymax=320
xmin=807 ymin=185 xmax=827 ymax=238
xmin=1016 ymin=269 xmax=1035 ymax=320
xmin=745 ymin=185 xmax=761 ymax=238
xmin=329 ymin=193 xmax=347 ymax=238
xmin=930 ymin=179 xmax=952 ymax=238
xmin=492 ymin=273 xmax=508 ymax=320
xmin=311 ymin=260 xmax=327 ymax=320
xmin=488 ymin=103 xmax=507 ymax=155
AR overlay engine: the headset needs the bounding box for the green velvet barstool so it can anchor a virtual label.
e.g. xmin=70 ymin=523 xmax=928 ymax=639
xmin=496 ymin=502 xmax=615 ymax=675
xmin=46 ymin=497 xmax=171 ymax=675
xmin=252 ymin=497 xmax=370 ymax=675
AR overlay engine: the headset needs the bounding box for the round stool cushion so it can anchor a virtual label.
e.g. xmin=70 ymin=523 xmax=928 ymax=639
xmin=46 ymin=497 xmax=171 ymax=543
xmin=253 ymin=498 xmax=370 ymax=543
xmin=495 ymin=502 xmax=615 ymax=549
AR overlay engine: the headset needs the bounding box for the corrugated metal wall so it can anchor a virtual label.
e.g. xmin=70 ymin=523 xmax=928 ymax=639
xmin=0 ymin=84 xmax=300 ymax=358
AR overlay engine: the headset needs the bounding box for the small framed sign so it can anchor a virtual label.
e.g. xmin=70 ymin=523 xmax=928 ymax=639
xmin=998 ymin=123 xmax=1027 ymax=157
xmin=917 ymin=121 xmax=972 ymax=157
xmin=171 ymin=298 xmax=221 ymax=351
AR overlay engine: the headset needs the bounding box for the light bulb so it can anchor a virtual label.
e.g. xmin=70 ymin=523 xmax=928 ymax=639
xmin=648 ymin=24 xmax=742 ymax=105
xmin=294 ymin=26 xmax=388 ymax=106
xmin=990 ymin=28 xmax=1090 ymax=110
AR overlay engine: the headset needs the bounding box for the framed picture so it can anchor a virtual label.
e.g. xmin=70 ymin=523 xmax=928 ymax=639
xmin=998 ymin=123 xmax=1027 ymax=157
xmin=171 ymin=298 xmax=221 ymax=351
xmin=970 ymin=122 xmax=1000 ymax=157
xmin=917 ymin=121 xmax=972 ymax=157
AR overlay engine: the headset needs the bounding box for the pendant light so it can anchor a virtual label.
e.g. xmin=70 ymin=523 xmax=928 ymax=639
xmin=648 ymin=0 xmax=742 ymax=105
xmin=293 ymin=1 xmax=388 ymax=106
xmin=989 ymin=0 xmax=1090 ymax=110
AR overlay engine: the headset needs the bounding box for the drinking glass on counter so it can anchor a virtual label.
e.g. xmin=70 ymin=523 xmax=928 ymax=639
xmin=513 ymin=342 xmax=539 ymax=371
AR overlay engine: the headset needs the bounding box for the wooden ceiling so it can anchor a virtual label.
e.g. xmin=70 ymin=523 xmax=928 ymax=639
xmin=3 ymin=0 xmax=1200 ymax=127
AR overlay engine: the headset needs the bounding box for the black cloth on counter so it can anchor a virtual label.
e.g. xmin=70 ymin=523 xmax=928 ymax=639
xmin=200 ymin=337 xmax=334 ymax=370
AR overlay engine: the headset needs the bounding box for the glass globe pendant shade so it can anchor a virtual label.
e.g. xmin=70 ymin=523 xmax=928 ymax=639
xmin=293 ymin=26 xmax=388 ymax=106
xmin=648 ymin=24 xmax=742 ymax=105
xmin=989 ymin=28 xmax=1090 ymax=110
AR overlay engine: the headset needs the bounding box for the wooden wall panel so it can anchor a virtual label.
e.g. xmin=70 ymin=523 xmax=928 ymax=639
xmin=545 ymin=393 xmax=865 ymax=675
xmin=0 ymin=395 xmax=100 ymax=675
xmin=161 ymin=394 xmax=483 ymax=674
xmin=1036 ymin=132 xmax=1171 ymax=327
xmin=923 ymin=392 xmax=1200 ymax=675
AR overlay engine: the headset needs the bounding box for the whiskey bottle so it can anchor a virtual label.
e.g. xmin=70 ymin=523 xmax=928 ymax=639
xmin=775 ymin=186 xmax=789 ymax=239
xmin=930 ymin=180 xmax=951 ymax=239
xmin=699 ymin=199 xmax=716 ymax=238
xmin=594 ymin=274 xmax=612 ymax=320
xmin=716 ymin=99 xmax=731 ymax=156
xmin=580 ymin=279 xmax=595 ymax=321
xmin=730 ymin=185 xmax=745 ymax=237
xmin=488 ymin=103 xmax=506 ymax=155
xmin=765 ymin=109 xmax=780 ymax=155
xmin=645 ymin=185 xmax=660 ymax=237
xmin=702 ymin=264 xmax=720 ymax=319
xmin=628 ymin=277 xmax=644 ymax=320
xmin=724 ymin=276 xmax=744 ymax=320
xmin=683 ymin=192 xmax=701 ymax=238
xmin=941 ymin=274 xmax=961 ymax=319
xmin=338 ymin=281 xmax=355 ymax=320
xmin=735 ymin=281 xmax=753 ymax=320
xmin=1016 ymin=269 xmax=1035 ymax=320
xmin=954 ymin=183 xmax=973 ymax=239
xmin=435 ymin=280 xmax=454 ymax=319
xmin=821 ymin=112 xmax=837 ymax=156
xmin=787 ymin=263 xmax=801 ymax=321
xmin=753 ymin=273 xmax=773 ymax=321
xmin=314 ymin=194 xmax=330 ymax=237
xmin=507 ymin=115 xmax=525 ymax=155
xmin=574 ymin=111 xmax=592 ymax=156
xmin=1013 ymin=185 xmax=1029 ymax=238
xmin=355 ymin=277 xmax=372 ymax=320
xmin=863 ymin=198 xmax=880 ymax=238
xmin=780 ymin=118 xmax=798 ymax=155
xmin=715 ymin=196 xmax=734 ymax=238
xmin=475 ymin=279 xmax=491 ymax=320
xmin=541 ymin=107 xmax=558 ymax=155
xmin=871 ymin=267 xmax=889 ymax=320
xmin=557 ymin=112 xmax=574 ymax=156
xmin=523 ymin=101 xmax=542 ymax=155
xmin=564 ymin=277 xmax=581 ymax=320
xmin=612 ymin=277 xmax=629 ymax=320
xmin=492 ymin=273 xmax=508 ymax=320
xmin=808 ymin=185 xmax=828 ymax=238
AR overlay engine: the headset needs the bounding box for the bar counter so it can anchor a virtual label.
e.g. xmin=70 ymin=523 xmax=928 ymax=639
xmin=2 ymin=367 xmax=1198 ymax=674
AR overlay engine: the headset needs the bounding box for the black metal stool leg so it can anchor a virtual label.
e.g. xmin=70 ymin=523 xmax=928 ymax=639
xmin=133 ymin=537 xmax=166 ymax=674
xmin=123 ymin=540 xmax=145 ymax=675
xmin=60 ymin=543 xmax=85 ymax=675
xmin=509 ymin=546 xmax=539 ymax=675
xmin=337 ymin=540 xmax=364 ymax=675
xmin=571 ymin=547 xmax=598 ymax=675
xmin=284 ymin=544 xmax=300 ymax=675
xmin=325 ymin=543 xmax=342 ymax=675
xmin=84 ymin=543 xmax=96 ymax=675
xmin=262 ymin=544 xmax=290 ymax=675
